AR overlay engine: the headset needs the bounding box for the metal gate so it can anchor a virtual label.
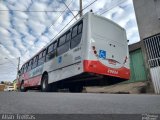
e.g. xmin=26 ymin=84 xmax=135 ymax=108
xmin=129 ymin=49 xmax=147 ymax=83
xmin=144 ymin=34 xmax=160 ymax=94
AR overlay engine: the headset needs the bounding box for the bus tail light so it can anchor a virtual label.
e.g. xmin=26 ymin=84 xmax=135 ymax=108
xmin=94 ymin=51 xmax=97 ymax=54
xmin=92 ymin=46 xmax=98 ymax=57
xmin=92 ymin=46 xmax=96 ymax=50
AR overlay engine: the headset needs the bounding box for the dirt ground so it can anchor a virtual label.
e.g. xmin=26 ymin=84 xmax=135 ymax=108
xmin=85 ymin=81 xmax=151 ymax=94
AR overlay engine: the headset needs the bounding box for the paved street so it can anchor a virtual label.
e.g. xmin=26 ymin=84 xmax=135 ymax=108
xmin=0 ymin=92 xmax=160 ymax=114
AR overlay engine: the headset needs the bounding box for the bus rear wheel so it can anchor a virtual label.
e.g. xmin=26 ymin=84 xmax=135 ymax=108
xmin=41 ymin=74 xmax=51 ymax=92
xmin=20 ymin=81 xmax=27 ymax=92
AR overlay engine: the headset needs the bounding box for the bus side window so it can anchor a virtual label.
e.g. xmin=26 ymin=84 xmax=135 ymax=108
xmin=57 ymin=34 xmax=70 ymax=56
xmin=19 ymin=67 xmax=22 ymax=75
xmin=78 ymin=23 xmax=83 ymax=34
xmin=39 ymin=52 xmax=43 ymax=59
xmin=38 ymin=50 xmax=46 ymax=66
xmin=27 ymin=62 xmax=30 ymax=72
xmin=48 ymin=43 xmax=54 ymax=53
xmin=72 ymin=26 xmax=78 ymax=38
xmin=46 ymin=42 xmax=56 ymax=62
xmin=32 ymin=56 xmax=38 ymax=69
xmin=24 ymin=64 xmax=27 ymax=73
xmin=59 ymin=35 xmax=66 ymax=46
xmin=27 ymin=60 xmax=33 ymax=71
xmin=71 ymin=22 xmax=83 ymax=49
xmin=43 ymin=49 xmax=46 ymax=58
xmin=24 ymin=63 xmax=29 ymax=73
xmin=54 ymin=41 xmax=57 ymax=49
xmin=66 ymin=31 xmax=71 ymax=41
xmin=21 ymin=66 xmax=24 ymax=74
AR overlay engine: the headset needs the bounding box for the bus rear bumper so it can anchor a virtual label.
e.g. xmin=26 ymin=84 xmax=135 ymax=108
xmin=83 ymin=60 xmax=130 ymax=80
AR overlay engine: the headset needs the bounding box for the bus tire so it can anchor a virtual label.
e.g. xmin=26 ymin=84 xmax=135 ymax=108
xmin=41 ymin=74 xmax=51 ymax=92
xmin=69 ymin=85 xmax=83 ymax=93
xmin=20 ymin=81 xmax=27 ymax=92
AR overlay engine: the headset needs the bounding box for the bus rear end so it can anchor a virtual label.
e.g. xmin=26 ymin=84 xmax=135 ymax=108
xmin=83 ymin=13 xmax=130 ymax=83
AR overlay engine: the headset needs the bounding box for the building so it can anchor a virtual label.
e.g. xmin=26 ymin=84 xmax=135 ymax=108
xmin=0 ymin=84 xmax=5 ymax=91
xmin=128 ymin=41 xmax=147 ymax=83
xmin=13 ymin=79 xmax=17 ymax=91
xmin=133 ymin=0 xmax=160 ymax=94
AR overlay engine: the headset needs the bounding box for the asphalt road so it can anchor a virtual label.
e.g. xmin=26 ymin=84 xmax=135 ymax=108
xmin=0 ymin=92 xmax=160 ymax=114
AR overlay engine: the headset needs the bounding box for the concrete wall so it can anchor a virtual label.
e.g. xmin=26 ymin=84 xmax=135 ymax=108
xmin=155 ymin=0 xmax=160 ymax=19
xmin=133 ymin=0 xmax=160 ymax=39
xmin=132 ymin=0 xmax=159 ymax=93
xmin=129 ymin=41 xmax=141 ymax=52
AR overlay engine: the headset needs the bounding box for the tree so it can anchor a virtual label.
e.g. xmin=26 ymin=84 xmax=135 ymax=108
xmin=0 ymin=81 xmax=4 ymax=84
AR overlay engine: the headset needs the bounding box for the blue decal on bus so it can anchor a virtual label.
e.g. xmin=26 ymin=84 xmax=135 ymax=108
xmin=99 ymin=50 xmax=106 ymax=59
xmin=58 ymin=56 xmax=62 ymax=63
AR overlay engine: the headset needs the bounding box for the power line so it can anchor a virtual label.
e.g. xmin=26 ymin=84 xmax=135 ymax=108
xmin=48 ymin=0 xmax=74 ymax=29
xmin=82 ymin=0 xmax=98 ymax=10
xmin=12 ymin=0 xmax=99 ymax=64
xmin=22 ymin=0 xmax=74 ymax=58
xmin=0 ymin=9 xmax=79 ymax=12
xmin=62 ymin=1 xmax=77 ymax=20
xmin=52 ymin=14 xmax=78 ymax=41
xmin=51 ymin=0 xmax=98 ymax=41
xmin=99 ymin=0 xmax=127 ymax=15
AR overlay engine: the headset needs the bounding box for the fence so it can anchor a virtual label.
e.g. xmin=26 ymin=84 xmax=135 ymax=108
xmin=144 ymin=34 xmax=160 ymax=94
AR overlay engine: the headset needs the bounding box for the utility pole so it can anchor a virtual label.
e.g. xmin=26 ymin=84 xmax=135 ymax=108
xmin=79 ymin=0 xmax=82 ymax=17
xmin=16 ymin=57 xmax=20 ymax=82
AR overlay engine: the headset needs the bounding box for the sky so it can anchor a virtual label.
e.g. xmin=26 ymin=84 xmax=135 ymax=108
xmin=0 ymin=0 xmax=140 ymax=82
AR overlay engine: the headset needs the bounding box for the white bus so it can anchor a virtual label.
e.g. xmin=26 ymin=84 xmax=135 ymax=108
xmin=18 ymin=12 xmax=130 ymax=92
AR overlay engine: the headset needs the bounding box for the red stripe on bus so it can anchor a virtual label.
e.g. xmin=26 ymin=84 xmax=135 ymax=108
xmin=24 ymin=75 xmax=42 ymax=87
xmin=83 ymin=60 xmax=130 ymax=80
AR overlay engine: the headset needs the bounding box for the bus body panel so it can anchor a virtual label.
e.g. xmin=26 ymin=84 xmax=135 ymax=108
xmin=18 ymin=12 xmax=130 ymax=89
xmin=43 ymin=17 xmax=88 ymax=84
xmin=43 ymin=45 xmax=84 ymax=84
xmin=22 ymin=64 xmax=44 ymax=87
xmin=83 ymin=13 xmax=130 ymax=80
